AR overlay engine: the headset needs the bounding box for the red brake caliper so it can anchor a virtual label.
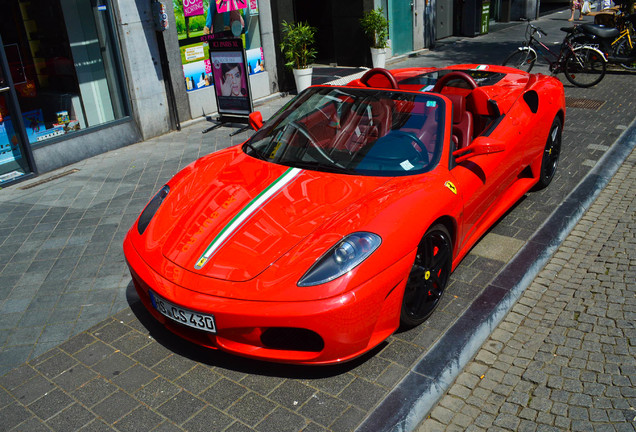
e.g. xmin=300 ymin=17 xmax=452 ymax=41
xmin=427 ymin=246 xmax=440 ymax=296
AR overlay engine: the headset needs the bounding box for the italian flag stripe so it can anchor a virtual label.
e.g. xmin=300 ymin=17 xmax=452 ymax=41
xmin=194 ymin=167 xmax=302 ymax=270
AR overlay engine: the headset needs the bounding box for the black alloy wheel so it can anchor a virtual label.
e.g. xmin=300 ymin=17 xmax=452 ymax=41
xmin=400 ymin=224 xmax=452 ymax=328
xmin=535 ymin=116 xmax=562 ymax=190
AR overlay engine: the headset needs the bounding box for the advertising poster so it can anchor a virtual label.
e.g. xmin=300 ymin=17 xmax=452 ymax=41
xmin=183 ymin=0 xmax=204 ymax=17
xmin=209 ymin=38 xmax=252 ymax=116
xmin=0 ymin=121 xmax=22 ymax=165
xmin=249 ymin=0 xmax=258 ymax=15
xmin=174 ymin=0 xmax=252 ymax=92
xmin=181 ymin=42 xmax=213 ymax=92
xmin=183 ymin=59 xmax=213 ymax=91
xmin=215 ymin=0 xmax=247 ymax=14
xmin=245 ymin=47 xmax=265 ymax=75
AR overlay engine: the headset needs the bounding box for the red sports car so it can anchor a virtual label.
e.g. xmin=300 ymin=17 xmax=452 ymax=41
xmin=124 ymin=64 xmax=565 ymax=365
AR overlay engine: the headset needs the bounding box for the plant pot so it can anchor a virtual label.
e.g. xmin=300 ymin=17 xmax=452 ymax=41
xmin=370 ymin=47 xmax=387 ymax=68
xmin=293 ymin=67 xmax=313 ymax=93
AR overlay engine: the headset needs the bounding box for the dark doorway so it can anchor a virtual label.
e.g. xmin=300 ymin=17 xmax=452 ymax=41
xmin=292 ymin=0 xmax=366 ymax=67
xmin=294 ymin=0 xmax=336 ymax=64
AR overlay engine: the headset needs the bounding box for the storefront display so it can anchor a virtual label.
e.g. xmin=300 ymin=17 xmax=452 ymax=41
xmin=174 ymin=0 xmax=265 ymax=94
xmin=0 ymin=0 xmax=128 ymax=185
xmin=0 ymin=0 xmax=127 ymax=144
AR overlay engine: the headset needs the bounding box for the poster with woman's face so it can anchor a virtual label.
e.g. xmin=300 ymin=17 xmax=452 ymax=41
xmin=210 ymin=44 xmax=251 ymax=115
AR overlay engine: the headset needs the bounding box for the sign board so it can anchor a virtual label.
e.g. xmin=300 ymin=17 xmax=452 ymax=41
xmin=183 ymin=0 xmax=205 ymax=17
xmin=209 ymin=38 xmax=252 ymax=118
xmin=215 ymin=0 xmax=247 ymax=14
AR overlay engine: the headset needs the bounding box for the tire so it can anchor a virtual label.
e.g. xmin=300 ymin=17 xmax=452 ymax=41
xmin=400 ymin=224 xmax=452 ymax=328
xmin=563 ymin=46 xmax=606 ymax=88
xmin=502 ymin=47 xmax=537 ymax=73
xmin=534 ymin=116 xmax=562 ymax=190
xmin=616 ymin=38 xmax=636 ymax=71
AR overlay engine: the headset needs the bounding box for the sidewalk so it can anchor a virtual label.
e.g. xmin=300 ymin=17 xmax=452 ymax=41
xmin=0 ymin=9 xmax=634 ymax=431
xmin=418 ymin=144 xmax=636 ymax=432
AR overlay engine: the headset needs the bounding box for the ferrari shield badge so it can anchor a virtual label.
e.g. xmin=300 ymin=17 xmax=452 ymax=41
xmin=444 ymin=181 xmax=457 ymax=195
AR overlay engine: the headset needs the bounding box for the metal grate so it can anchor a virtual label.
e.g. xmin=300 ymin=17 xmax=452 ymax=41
xmin=19 ymin=169 xmax=80 ymax=190
xmin=565 ymin=97 xmax=605 ymax=110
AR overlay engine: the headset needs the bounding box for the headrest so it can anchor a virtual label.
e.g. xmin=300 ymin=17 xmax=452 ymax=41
xmin=445 ymin=94 xmax=465 ymax=124
xmin=467 ymin=87 xmax=492 ymax=116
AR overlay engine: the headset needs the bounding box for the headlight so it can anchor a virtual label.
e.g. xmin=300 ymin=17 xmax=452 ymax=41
xmin=137 ymin=185 xmax=170 ymax=235
xmin=298 ymin=232 xmax=382 ymax=287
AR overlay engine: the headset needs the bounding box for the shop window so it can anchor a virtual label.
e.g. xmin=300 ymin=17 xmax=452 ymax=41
xmin=0 ymin=0 xmax=128 ymax=145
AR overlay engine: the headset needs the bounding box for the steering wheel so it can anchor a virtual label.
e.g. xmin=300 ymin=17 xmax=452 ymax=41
xmin=431 ymin=71 xmax=478 ymax=93
xmin=370 ymin=130 xmax=429 ymax=168
xmin=391 ymin=131 xmax=429 ymax=165
xmin=360 ymin=68 xmax=399 ymax=89
xmin=288 ymin=121 xmax=342 ymax=167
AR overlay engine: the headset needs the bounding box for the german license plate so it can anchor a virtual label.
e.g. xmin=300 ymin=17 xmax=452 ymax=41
xmin=149 ymin=291 xmax=216 ymax=333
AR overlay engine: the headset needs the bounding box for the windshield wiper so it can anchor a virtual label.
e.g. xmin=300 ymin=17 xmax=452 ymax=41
xmin=242 ymin=141 xmax=267 ymax=160
xmin=287 ymin=160 xmax=352 ymax=175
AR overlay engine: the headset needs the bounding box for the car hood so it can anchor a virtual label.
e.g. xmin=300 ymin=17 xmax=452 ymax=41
xmin=161 ymin=151 xmax=390 ymax=282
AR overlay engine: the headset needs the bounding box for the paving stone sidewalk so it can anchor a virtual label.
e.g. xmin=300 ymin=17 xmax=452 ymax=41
xmin=417 ymin=147 xmax=636 ymax=431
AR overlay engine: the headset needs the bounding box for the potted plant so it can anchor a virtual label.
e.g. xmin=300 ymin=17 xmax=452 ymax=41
xmin=280 ymin=21 xmax=318 ymax=93
xmin=360 ymin=8 xmax=390 ymax=68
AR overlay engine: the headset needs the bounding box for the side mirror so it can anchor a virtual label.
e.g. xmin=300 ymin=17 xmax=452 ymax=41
xmin=248 ymin=111 xmax=263 ymax=131
xmin=452 ymin=137 xmax=505 ymax=164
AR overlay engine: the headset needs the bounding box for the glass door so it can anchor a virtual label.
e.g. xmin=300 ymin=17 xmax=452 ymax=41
xmin=0 ymin=37 xmax=35 ymax=185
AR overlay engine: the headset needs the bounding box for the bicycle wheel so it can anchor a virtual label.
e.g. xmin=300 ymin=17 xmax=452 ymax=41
xmin=502 ymin=47 xmax=537 ymax=72
xmin=616 ymin=38 xmax=636 ymax=71
xmin=563 ymin=46 xmax=606 ymax=88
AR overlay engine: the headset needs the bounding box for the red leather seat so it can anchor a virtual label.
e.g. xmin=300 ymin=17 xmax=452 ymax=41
xmin=445 ymin=94 xmax=473 ymax=150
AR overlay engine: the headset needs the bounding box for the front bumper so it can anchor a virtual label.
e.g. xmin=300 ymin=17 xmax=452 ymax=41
xmin=123 ymin=236 xmax=413 ymax=365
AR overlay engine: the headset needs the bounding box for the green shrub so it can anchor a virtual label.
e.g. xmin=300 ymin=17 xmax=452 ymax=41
xmin=360 ymin=8 xmax=389 ymax=49
xmin=280 ymin=21 xmax=317 ymax=69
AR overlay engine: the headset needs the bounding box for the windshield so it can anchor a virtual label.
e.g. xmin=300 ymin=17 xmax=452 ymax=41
xmin=243 ymin=87 xmax=446 ymax=176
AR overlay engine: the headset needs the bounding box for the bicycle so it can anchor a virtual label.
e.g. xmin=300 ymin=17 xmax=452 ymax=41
xmin=595 ymin=11 xmax=636 ymax=70
xmin=502 ymin=19 xmax=607 ymax=88
xmin=593 ymin=0 xmax=636 ymax=69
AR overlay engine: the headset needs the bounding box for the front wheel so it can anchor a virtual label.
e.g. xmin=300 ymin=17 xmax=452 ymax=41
xmin=563 ymin=46 xmax=606 ymax=88
xmin=502 ymin=47 xmax=537 ymax=72
xmin=400 ymin=224 xmax=453 ymax=328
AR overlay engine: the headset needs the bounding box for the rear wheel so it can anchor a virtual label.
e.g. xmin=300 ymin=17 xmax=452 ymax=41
xmin=616 ymin=38 xmax=636 ymax=71
xmin=400 ymin=224 xmax=452 ymax=328
xmin=563 ymin=46 xmax=606 ymax=87
xmin=534 ymin=116 xmax=562 ymax=190
xmin=502 ymin=47 xmax=537 ymax=72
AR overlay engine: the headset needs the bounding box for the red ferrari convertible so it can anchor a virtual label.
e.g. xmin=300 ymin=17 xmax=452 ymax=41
xmin=124 ymin=64 xmax=565 ymax=365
